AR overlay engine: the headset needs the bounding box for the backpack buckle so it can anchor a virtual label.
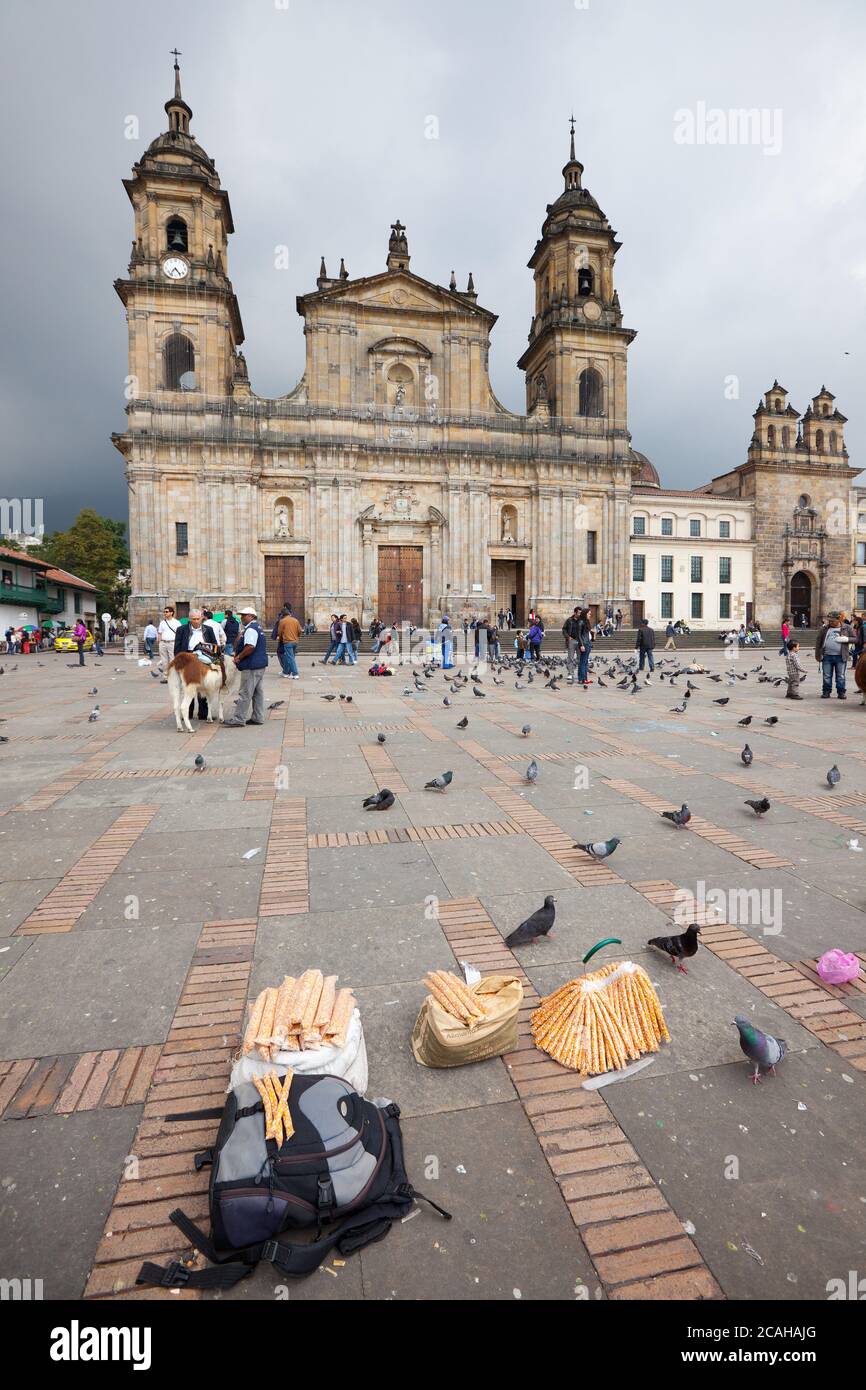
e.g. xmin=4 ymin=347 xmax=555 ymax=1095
xmin=261 ymin=1240 xmax=280 ymax=1265
xmin=317 ymin=1176 xmax=336 ymax=1213
xmin=160 ymin=1261 xmax=190 ymax=1287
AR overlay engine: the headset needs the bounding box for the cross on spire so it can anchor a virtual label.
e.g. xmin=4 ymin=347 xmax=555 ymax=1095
xmin=569 ymin=113 xmax=576 ymax=162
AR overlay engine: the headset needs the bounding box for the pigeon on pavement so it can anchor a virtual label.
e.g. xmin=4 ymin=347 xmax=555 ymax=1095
xmin=744 ymin=797 xmax=770 ymax=816
xmin=647 ymin=923 xmax=701 ymax=974
xmin=733 ymin=1016 xmax=787 ymax=1084
xmin=573 ymin=836 xmax=621 ymax=860
xmin=741 ymin=744 xmax=753 ymax=766
xmin=827 ymin=764 xmax=841 ymax=788
xmin=738 ymin=716 xmax=752 ymax=726
xmin=661 ymin=803 xmax=691 ymax=828
xmin=525 ymin=759 xmax=539 ymax=784
xmin=505 ymin=895 xmax=556 ymax=947
xmin=521 ymin=724 xmax=531 ymax=737
xmin=456 ymin=716 xmax=469 ymax=729
xmin=194 ymin=755 xmax=205 ymax=771
xmin=377 ymin=733 xmax=387 ymax=743
xmin=363 ymin=788 xmax=396 ymax=810
xmin=425 ymin=771 xmax=454 ymax=792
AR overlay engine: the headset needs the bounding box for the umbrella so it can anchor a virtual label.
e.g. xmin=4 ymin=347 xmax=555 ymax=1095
xmin=22 ymin=624 xmax=37 ymax=631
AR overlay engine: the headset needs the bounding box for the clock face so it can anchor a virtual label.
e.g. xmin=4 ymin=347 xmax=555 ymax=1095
xmin=162 ymin=256 xmax=189 ymax=280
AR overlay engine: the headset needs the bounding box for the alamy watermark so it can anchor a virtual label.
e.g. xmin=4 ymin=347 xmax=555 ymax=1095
xmin=0 ymin=498 xmax=44 ymax=541
xmin=673 ymin=879 xmax=782 ymax=935
xmin=674 ymin=103 xmax=782 ymax=157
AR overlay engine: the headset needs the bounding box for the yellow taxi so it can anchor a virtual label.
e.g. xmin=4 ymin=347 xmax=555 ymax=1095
xmin=53 ymin=630 xmax=95 ymax=652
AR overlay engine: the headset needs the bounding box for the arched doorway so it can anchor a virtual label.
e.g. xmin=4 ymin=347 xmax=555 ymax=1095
xmin=790 ymin=571 xmax=812 ymax=628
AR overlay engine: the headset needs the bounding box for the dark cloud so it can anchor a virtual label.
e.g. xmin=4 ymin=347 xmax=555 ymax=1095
xmin=2 ymin=0 xmax=864 ymax=533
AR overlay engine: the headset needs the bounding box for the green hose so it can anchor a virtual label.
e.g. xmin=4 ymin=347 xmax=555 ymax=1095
xmin=582 ymin=937 xmax=622 ymax=964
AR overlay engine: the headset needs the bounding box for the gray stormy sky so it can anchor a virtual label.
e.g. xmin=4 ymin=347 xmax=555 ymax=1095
xmin=1 ymin=0 xmax=865 ymax=533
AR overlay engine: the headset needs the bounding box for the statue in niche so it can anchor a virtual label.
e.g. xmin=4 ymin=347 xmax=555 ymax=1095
xmin=275 ymin=504 xmax=291 ymax=538
xmin=501 ymin=512 xmax=515 ymax=544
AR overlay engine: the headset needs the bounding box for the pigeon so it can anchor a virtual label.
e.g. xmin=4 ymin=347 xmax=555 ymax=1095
xmin=744 ymin=797 xmax=770 ymax=817
xmin=525 ymin=759 xmax=539 ymax=784
xmin=647 ymin=923 xmax=701 ymax=974
xmin=88 ymin=709 xmax=99 ymax=723
xmin=150 ymin=670 xmax=161 ymax=679
xmin=443 ymin=697 xmax=451 ymax=707
xmin=661 ymin=803 xmax=691 ymax=828
xmin=472 ymin=686 xmax=485 ymax=698
xmin=267 ymin=701 xmax=285 ymax=711
xmin=827 ymin=764 xmax=841 ymax=788
xmin=669 ymin=703 xmax=686 ymax=714
xmin=377 ymin=733 xmax=387 ymax=744
xmin=733 ymin=1016 xmax=787 ymax=1084
xmin=521 ymin=724 xmax=531 ymax=738
xmin=321 ymin=693 xmax=337 ymax=702
xmin=0 ymin=735 xmax=8 ymax=744
xmin=597 ymin=677 xmax=607 ymax=688
xmin=741 ymin=744 xmax=753 ymax=766
xmin=573 ymin=836 xmax=621 ymax=860
xmin=363 ymin=788 xmax=395 ymax=810
xmin=738 ymin=716 xmax=752 ymax=727
xmin=713 ymin=697 xmax=730 ymax=706
xmin=763 ymin=716 xmax=779 ymax=726
xmin=456 ymin=716 xmax=469 ymax=729
xmin=88 ymin=687 xmax=98 ymax=696
xmin=425 ymin=771 xmax=453 ymax=792
xmin=194 ymin=754 xmax=205 ymax=771
xmin=505 ymin=895 xmax=556 ymax=947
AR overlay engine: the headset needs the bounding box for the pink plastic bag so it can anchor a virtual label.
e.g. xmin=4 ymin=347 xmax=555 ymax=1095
xmin=816 ymin=950 xmax=860 ymax=985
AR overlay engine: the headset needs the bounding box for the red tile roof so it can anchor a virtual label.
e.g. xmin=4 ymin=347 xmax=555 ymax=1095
xmin=45 ymin=567 xmax=97 ymax=592
xmin=0 ymin=544 xmax=49 ymax=569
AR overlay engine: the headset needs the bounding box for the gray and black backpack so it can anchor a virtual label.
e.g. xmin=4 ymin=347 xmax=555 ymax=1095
xmin=137 ymin=1072 xmax=450 ymax=1290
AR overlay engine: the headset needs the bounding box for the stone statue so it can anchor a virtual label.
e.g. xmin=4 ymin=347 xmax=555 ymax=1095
xmin=275 ymin=504 xmax=290 ymax=538
xmin=394 ymin=382 xmax=406 ymax=406
xmin=501 ymin=513 xmax=514 ymax=543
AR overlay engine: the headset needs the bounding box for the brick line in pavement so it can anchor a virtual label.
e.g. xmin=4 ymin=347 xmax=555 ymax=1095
xmin=0 ymin=1044 xmax=163 ymax=1120
xmin=631 ymin=880 xmax=866 ymax=1070
xmin=603 ymin=776 xmax=793 ymax=870
xmin=483 ymin=784 xmax=622 ymax=886
xmin=435 ymin=897 xmax=723 ymax=1300
xmin=359 ymin=742 xmax=409 ymax=793
xmin=715 ymin=769 xmax=866 ymax=837
xmin=86 ymin=765 xmax=251 ymax=780
xmin=244 ymin=746 xmax=281 ymax=801
xmin=83 ymin=918 xmax=258 ymax=1299
xmin=307 ymin=818 xmax=523 ymax=849
xmin=14 ymin=804 xmax=160 ymax=934
xmin=259 ymin=797 xmax=309 ymax=916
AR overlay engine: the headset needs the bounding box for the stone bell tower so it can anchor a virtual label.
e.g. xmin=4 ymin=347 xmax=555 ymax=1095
xmin=518 ymin=119 xmax=636 ymax=461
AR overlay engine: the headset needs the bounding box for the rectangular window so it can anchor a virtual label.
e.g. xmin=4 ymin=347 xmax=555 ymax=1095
xmin=586 ymin=530 xmax=597 ymax=564
xmin=632 ymin=516 xmax=646 ymax=535
xmin=661 ymin=517 xmax=673 ymax=536
xmin=857 ymin=542 xmax=866 ymax=566
xmin=632 ymin=554 xmax=646 ymax=582
xmin=175 ymin=522 xmax=189 ymax=556
xmin=719 ymin=520 xmax=731 ymax=538
xmin=691 ymin=592 xmax=703 ymax=620
xmin=660 ymin=555 xmax=673 ymax=583
xmin=689 ymin=519 xmax=701 ymax=537
xmin=660 ymin=591 xmax=673 ymax=619
xmin=690 ymin=555 xmax=703 ymax=583
xmin=1 ymin=569 xmax=11 ymax=586
xmin=719 ymin=556 xmax=731 ymax=585
xmin=858 ymin=586 xmax=866 ymax=609
xmin=74 ymin=592 xmax=81 ymax=614
xmin=719 ymin=593 xmax=731 ymax=620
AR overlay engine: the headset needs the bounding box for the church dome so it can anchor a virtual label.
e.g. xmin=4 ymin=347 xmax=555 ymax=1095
xmin=631 ymin=451 xmax=660 ymax=487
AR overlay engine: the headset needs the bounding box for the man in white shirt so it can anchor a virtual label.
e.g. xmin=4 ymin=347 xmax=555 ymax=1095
xmin=143 ymin=620 xmax=158 ymax=659
xmin=156 ymin=605 xmax=180 ymax=681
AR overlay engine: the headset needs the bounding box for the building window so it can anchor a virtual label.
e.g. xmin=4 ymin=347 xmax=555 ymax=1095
xmin=166 ymin=216 xmax=188 ymax=253
xmin=661 ymin=517 xmax=673 ymax=536
xmin=719 ymin=520 xmax=731 ymax=538
xmin=164 ymin=334 xmax=196 ymax=391
xmin=815 ymin=429 xmax=824 ymax=453
xmin=857 ymin=542 xmax=866 ymax=566
xmin=56 ymin=588 xmax=65 ymax=608
xmin=74 ymin=592 xmax=81 ymax=614
xmin=689 ymin=518 xmax=701 ymax=537
xmin=660 ymin=555 xmax=673 ymax=583
xmin=577 ymin=266 xmax=594 ymax=297
xmin=632 ymin=554 xmax=646 ymax=582
xmin=660 ymin=592 xmax=673 ymax=619
xmin=767 ymin=425 xmax=776 ymax=448
xmin=719 ymin=556 xmax=731 ymax=585
xmin=719 ymin=593 xmax=731 ymax=620
xmin=1 ymin=568 xmax=11 ymax=586
xmin=782 ymin=427 xmax=790 ymax=449
xmin=690 ymin=556 xmax=703 ymax=583
xmin=830 ymin=431 xmax=838 ymax=454
xmin=175 ymin=522 xmax=189 ymax=556
xmin=586 ymin=530 xmax=597 ymax=564
xmin=578 ymin=367 xmax=603 ymax=417
xmin=632 ymin=516 xmax=646 ymax=535
xmin=691 ymin=592 xmax=703 ymax=620
xmin=857 ymin=587 xmax=866 ymax=609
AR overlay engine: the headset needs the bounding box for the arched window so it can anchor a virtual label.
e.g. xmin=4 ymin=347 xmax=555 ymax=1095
xmin=164 ymin=334 xmax=195 ymax=390
xmin=815 ymin=429 xmax=824 ymax=454
xmin=829 ymin=431 xmax=838 ymax=454
xmin=798 ymin=494 xmax=810 ymax=509
xmin=578 ymin=367 xmax=603 ymax=417
xmin=781 ymin=426 xmax=790 ymax=449
xmin=577 ymin=266 xmax=594 ymax=297
xmin=775 ymin=398 xmax=783 ymax=412
xmin=166 ymin=217 xmax=188 ymax=253
xmin=822 ymin=403 xmax=830 ymax=416
xmin=767 ymin=425 xmax=776 ymax=448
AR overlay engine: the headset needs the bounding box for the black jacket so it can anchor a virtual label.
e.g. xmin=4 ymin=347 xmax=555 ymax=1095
xmin=635 ymin=625 xmax=655 ymax=652
xmin=562 ymin=616 xmax=581 ymax=640
xmin=174 ymin=622 xmax=220 ymax=656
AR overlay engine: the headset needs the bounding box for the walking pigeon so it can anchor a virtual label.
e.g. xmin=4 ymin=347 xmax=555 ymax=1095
xmin=744 ymin=797 xmax=770 ymax=816
xmin=363 ymin=788 xmax=396 ymax=810
xmin=194 ymin=755 xmax=205 ymax=771
xmin=573 ymin=836 xmax=621 ymax=860
xmin=267 ymin=701 xmax=284 ymax=711
xmin=647 ymin=923 xmax=701 ymax=974
xmin=733 ymin=1016 xmax=787 ymax=1084
xmin=827 ymin=764 xmax=841 ymax=788
xmin=505 ymin=895 xmax=555 ymax=947
xmin=764 ymin=716 xmax=779 ymax=726
xmin=525 ymin=759 xmax=539 ymax=784
xmin=456 ymin=716 xmax=469 ymax=729
xmin=661 ymin=803 xmax=691 ymax=828
xmin=377 ymin=733 xmax=387 ymax=744
xmin=741 ymin=744 xmax=753 ymax=766
xmin=521 ymin=724 xmax=531 ymax=737
xmin=425 ymin=771 xmax=453 ymax=792
xmin=472 ymin=686 xmax=486 ymax=698
xmin=738 ymin=716 xmax=752 ymax=726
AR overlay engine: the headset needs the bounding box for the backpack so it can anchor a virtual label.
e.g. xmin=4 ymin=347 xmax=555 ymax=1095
xmin=136 ymin=1072 xmax=449 ymax=1289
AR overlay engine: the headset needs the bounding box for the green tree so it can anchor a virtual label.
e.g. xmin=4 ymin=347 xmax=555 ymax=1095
xmin=34 ymin=510 xmax=129 ymax=613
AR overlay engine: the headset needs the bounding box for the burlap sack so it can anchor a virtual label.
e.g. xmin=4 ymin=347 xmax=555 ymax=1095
xmin=411 ymin=974 xmax=523 ymax=1068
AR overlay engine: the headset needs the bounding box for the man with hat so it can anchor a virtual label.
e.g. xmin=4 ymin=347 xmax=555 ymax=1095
xmin=814 ymin=611 xmax=850 ymax=700
xmin=224 ymin=605 xmax=269 ymax=726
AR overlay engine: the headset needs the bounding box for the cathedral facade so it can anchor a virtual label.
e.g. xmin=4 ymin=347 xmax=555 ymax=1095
xmin=115 ymin=64 xmax=857 ymax=634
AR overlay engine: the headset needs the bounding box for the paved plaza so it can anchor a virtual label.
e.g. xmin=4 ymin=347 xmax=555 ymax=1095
xmin=0 ymin=644 xmax=865 ymax=1302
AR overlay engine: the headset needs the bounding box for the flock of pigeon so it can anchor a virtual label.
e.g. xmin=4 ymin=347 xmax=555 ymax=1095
xmin=347 ymin=646 xmax=825 ymax=1085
